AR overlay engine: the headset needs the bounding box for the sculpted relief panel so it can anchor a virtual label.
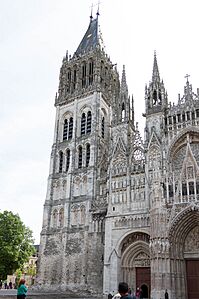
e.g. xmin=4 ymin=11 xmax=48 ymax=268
xmin=184 ymin=226 xmax=199 ymax=252
xmin=134 ymin=252 xmax=150 ymax=267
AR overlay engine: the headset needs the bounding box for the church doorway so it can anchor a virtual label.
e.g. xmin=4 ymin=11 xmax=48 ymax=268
xmin=120 ymin=232 xmax=150 ymax=298
xmin=186 ymin=260 xmax=199 ymax=299
xmin=136 ymin=267 xmax=150 ymax=298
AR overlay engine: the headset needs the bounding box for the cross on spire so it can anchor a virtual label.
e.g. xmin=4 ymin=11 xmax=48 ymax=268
xmin=185 ymin=74 xmax=190 ymax=83
xmin=90 ymin=1 xmax=101 ymax=17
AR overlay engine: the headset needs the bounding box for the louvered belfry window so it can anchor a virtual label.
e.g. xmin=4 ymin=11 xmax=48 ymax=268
xmin=68 ymin=117 xmax=73 ymax=139
xmin=81 ymin=113 xmax=86 ymax=135
xmin=59 ymin=151 xmax=63 ymax=173
xmin=86 ymin=144 xmax=90 ymax=167
xmin=87 ymin=111 xmax=92 ymax=133
xmin=66 ymin=149 xmax=70 ymax=172
xmin=102 ymin=117 xmax=105 ymax=138
xmin=63 ymin=119 xmax=68 ymax=141
xmin=78 ymin=146 xmax=83 ymax=168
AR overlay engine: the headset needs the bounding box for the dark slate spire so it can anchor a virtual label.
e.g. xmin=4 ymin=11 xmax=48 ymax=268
xmin=152 ymin=51 xmax=160 ymax=83
xmin=74 ymin=17 xmax=99 ymax=56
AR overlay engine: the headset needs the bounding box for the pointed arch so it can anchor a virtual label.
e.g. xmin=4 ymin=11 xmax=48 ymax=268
xmin=52 ymin=209 xmax=58 ymax=228
xmin=59 ymin=151 xmax=63 ymax=173
xmin=59 ymin=208 xmax=64 ymax=227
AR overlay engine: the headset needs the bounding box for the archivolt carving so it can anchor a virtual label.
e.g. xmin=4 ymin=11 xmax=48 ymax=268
xmin=121 ymin=232 xmax=150 ymax=254
xmin=121 ymin=240 xmax=150 ymax=268
xmin=169 ymin=204 xmax=199 ymax=257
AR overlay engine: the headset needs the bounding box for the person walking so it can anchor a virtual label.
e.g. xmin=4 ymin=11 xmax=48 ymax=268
xmin=17 ymin=279 xmax=27 ymax=299
xmin=165 ymin=289 xmax=169 ymax=299
xmin=118 ymin=282 xmax=133 ymax=299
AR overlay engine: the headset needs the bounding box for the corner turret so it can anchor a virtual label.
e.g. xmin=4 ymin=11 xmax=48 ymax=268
xmin=145 ymin=52 xmax=168 ymax=115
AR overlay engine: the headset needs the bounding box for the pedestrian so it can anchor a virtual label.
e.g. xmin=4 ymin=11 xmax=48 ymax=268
xmin=0 ymin=280 xmax=2 ymax=289
xmin=113 ymin=291 xmax=121 ymax=299
xmin=165 ymin=289 xmax=169 ymax=299
xmin=118 ymin=282 xmax=133 ymax=299
xmin=136 ymin=287 xmax=140 ymax=298
xmin=17 ymin=279 xmax=27 ymax=299
xmin=108 ymin=293 xmax=113 ymax=299
xmin=9 ymin=281 xmax=12 ymax=289
xmin=4 ymin=282 xmax=7 ymax=289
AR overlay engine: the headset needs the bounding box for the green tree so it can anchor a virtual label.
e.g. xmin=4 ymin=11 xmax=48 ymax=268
xmin=0 ymin=211 xmax=35 ymax=280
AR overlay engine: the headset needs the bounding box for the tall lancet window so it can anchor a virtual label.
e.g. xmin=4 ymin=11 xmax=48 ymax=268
xmin=82 ymin=62 xmax=86 ymax=88
xmin=87 ymin=111 xmax=92 ymax=133
xmin=73 ymin=67 xmax=77 ymax=91
xmin=59 ymin=151 xmax=63 ymax=173
xmin=63 ymin=119 xmax=68 ymax=141
xmin=153 ymin=90 xmax=157 ymax=105
xmin=122 ymin=103 xmax=125 ymax=122
xmin=68 ymin=117 xmax=73 ymax=139
xmin=86 ymin=144 xmax=90 ymax=167
xmin=78 ymin=146 xmax=83 ymax=168
xmin=81 ymin=113 xmax=86 ymax=135
xmin=89 ymin=60 xmax=94 ymax=85
xmin=66 ymin=149 xmax=70 ymax=172
xmin=189 ymin=181 xmax=194 ymax=195
xmin=102 ymin=117 xmax=105 ymax=138
xmin=67 ymin=69 xmax=71 ymax=92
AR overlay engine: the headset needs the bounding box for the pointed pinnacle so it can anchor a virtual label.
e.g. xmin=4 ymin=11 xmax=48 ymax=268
xmin=152 ymin=50 xmax=160 ymax=83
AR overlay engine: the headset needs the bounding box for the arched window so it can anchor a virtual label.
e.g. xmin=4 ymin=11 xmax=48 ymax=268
xmin=153 ymin=90 xmax=157 ymax=105
xmin=82 ymin=62 xmax=86 ymax=88
xmin=78 ymin=146 xmax=83 ymax=168
xmin=59 ymin=208 xmax=64 ymax=227
xmin=66 ymin=149 xmax=70 ymax=172
xmin=122 ymin=103 xmax=125 ymax=122
xmin=87 ymin=111 xmax=92 ymax=133
xmin=59 ymin=151 xmax=63 ymax=173
xmin=63 ymin=119 xmax=68 ymax=141
xmin=89 ymin=60 xmax=94 ymax=85
xmin=101 ymin=117 xmax=105 ymax=138
xmin=81 ymin=113 xmax=86 ymax=135
xmin=189 ymin=181 xmax=194 ymax=195
xmin=182 ymin=183 xmax=187 ymax=196
xmin=68 ymin=117 xmax=73 ymax=139
xmin=86 ymin=144 xmax=90 ymax=167
xmin=52 ymin=209 xmax=58 ymax=228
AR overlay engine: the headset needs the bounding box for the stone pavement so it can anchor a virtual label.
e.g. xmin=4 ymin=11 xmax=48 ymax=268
xmin=0 ymin=289 xmax=100 ymax=299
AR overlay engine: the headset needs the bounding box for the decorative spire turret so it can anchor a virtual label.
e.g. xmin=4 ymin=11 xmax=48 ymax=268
xmin=145 ymin=52 xmax=168 ymax=115
xmin=112 ymin=65 xmax=134 ymax=126
xmin=121 ymin=65 xmax=128 ymax=94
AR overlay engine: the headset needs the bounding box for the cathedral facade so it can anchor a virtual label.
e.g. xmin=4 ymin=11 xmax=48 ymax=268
xmin=37 ymin=14 xmax=199 ymax=299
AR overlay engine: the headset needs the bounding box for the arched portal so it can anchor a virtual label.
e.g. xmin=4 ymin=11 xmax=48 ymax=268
xmin=169 ymin=205 xmax=199 ymax=299
xmin=120 ymin=232 xmax=150 ymax=297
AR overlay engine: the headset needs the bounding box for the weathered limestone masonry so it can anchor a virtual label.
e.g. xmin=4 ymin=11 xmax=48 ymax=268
xmin=36 ymin=13 xmax=199 ymax=299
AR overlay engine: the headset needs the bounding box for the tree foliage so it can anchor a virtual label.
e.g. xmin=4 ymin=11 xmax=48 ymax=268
xmin=0 ymin=211 xmax=35 ymax=280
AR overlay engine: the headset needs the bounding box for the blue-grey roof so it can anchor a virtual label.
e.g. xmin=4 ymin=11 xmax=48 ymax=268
xmin=75 ymin=17 xmax=98 ymax=56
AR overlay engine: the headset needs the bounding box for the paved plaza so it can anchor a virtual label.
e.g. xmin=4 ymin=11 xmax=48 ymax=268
xmin=0 ymin=289 xmax=99 ymax=299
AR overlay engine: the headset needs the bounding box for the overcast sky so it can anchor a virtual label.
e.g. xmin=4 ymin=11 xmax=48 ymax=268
xmin=0 ymin=0 xmax=199 ymax=244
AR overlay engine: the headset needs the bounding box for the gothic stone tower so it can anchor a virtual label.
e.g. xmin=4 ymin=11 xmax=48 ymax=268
xmin=37 ymin=13 xmax=199 ymax=299
xmin=37 ymin=14 xmax=119 ymax=294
